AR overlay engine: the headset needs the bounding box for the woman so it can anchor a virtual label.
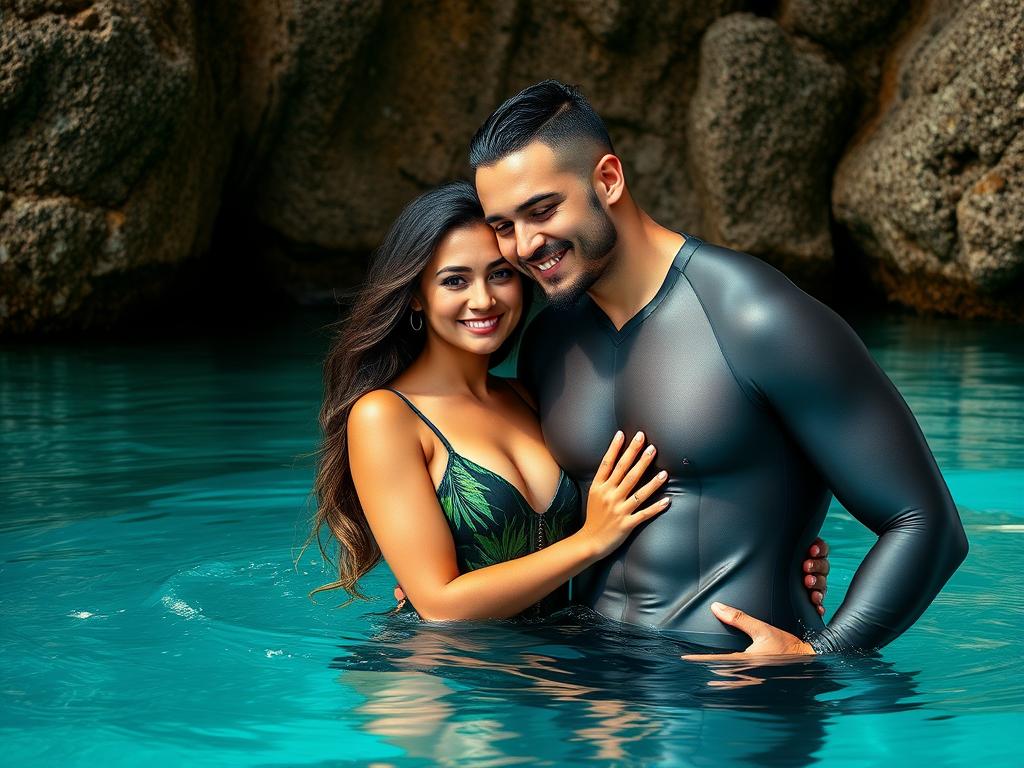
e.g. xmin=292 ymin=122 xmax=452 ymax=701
xmin=307 ymin=181 xmax=828 ymax=620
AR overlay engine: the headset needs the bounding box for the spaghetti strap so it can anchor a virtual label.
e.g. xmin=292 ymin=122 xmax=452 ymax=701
xmin=380 ymin=389 xmax=581 ymax=595
xmin=382 ymin=388 xmax=454 ymax=451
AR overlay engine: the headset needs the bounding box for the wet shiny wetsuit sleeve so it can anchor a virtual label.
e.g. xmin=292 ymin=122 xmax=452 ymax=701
xmin=686 ymin=248 xmax=969 ymax=653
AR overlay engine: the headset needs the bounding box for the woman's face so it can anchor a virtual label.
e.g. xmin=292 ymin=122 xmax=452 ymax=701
xmin=413 ymin=222 xmax=523 ymax=357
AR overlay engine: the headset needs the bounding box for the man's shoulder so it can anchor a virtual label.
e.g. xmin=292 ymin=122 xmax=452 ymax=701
xmin=686 ymin=238 xmax=799 ymax=304
xmin=685 ymin=237 xmax=829 ymax=339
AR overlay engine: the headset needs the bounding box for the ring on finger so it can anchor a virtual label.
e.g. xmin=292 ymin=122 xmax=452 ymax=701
xmin=633 ymin=493 xmax=641 ymax=504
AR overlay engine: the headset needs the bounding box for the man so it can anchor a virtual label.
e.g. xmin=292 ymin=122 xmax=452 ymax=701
xmin=471 ymin=80 xmax=968 ymax=655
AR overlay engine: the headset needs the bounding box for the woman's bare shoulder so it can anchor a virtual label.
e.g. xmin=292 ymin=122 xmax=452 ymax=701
xmin=348 ymin=389 xmax=420 ymax=447
xmin=350 ymin=388 xmax=405 ymax=422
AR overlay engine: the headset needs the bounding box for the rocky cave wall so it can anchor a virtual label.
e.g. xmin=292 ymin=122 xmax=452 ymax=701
xmin=1 ymin=0 xmax=1021 ymax=334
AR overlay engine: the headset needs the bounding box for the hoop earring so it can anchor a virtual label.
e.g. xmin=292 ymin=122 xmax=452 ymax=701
xmin=409 ymin=311 xmax=424 ymax=332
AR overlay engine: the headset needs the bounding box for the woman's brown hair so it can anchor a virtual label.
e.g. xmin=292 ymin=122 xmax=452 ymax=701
xmin=303 ymin=180 xmax=527 ymax=600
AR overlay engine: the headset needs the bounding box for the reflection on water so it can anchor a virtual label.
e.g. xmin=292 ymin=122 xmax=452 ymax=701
xmin=334 ymin=610 xmax=923 ymax=767
xmin=0 ymin=312 xmax=1021 ymax=766
xmin=856 ymin=316 xmax=1024 ymax=470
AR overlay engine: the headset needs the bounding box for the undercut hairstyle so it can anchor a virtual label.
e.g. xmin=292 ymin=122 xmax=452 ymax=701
xmin=469 ymin=80 xmax=614 ymax=176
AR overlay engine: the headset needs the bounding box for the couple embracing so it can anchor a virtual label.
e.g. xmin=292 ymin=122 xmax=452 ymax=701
xmin=307 ymin=80 xmax=967 ymax=659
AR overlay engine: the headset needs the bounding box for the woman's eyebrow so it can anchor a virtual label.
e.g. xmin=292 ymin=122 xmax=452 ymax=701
xmin=435 ymin=265 xmax=470 ymax=276
xmin=436 ymin=258 xmax=509 ymax=276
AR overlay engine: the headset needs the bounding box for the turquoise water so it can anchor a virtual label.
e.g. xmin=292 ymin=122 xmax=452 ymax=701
xmin=1 ymin=314 xmax=1022 ymax=766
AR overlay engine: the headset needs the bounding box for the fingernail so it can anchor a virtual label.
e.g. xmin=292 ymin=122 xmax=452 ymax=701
xmin=615 ymin=430 xmax=624 ymax=440
xmin=634 ymin=431 xmax=644 ymax=442
xmin=645 ymin=445 xmax=656 ymax=455
xmin=811 ymin=546 xmax=820 ymax=556
xmin=657 ymin=470 xmax=667 ymax=479
xmin=808 ymin=576 xmax=816 ymax=586
xmin=711 ymin=602 xmax=724 ymax=611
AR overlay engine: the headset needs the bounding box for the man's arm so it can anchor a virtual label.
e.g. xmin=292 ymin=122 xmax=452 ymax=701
xmin=691 ymin=248 xmax=968 ymax=653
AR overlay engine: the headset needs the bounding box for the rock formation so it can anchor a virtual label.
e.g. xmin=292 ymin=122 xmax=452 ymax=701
xmin=832 ymin=0 xmax=1024 ymax=320
xmin=1 ymin=0 xmax=1021 ymax=334
xmin=0 ymin=0 xmax=237 ymax=332
xmin=688 ymin=13 xmax=851 ymax=280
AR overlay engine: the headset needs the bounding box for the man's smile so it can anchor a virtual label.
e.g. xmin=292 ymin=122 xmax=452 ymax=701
xmin=526 ymin=245 xmax=570 ymax=279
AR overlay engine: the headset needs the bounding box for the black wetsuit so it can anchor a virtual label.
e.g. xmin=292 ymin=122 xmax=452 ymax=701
xmin=517 ymin=235 xmax=968 ymax=653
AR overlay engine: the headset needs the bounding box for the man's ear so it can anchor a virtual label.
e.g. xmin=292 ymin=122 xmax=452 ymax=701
xmin=593 ymin=154 xmax=625 ymax=206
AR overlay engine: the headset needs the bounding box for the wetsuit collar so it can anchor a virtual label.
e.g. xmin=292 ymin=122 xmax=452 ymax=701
xmin=586 ymin=233 xmax=703 ymax=344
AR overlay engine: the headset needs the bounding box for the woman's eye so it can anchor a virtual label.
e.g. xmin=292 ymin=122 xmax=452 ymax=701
xmin=490 ymin=268 xmax=514 ymax=280
xmin=441 ymin=276 xmax=465 ymax=288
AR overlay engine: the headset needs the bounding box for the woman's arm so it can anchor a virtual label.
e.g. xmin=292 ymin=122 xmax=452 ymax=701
xmin=348 ymin=391 xmax=668 ymax=620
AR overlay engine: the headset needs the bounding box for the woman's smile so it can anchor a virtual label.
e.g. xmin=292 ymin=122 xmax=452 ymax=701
xmin=459 ymin=314 xmax=503 ymax=335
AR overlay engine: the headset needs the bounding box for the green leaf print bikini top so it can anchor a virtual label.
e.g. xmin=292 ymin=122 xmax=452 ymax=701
xmin=384 ymin=388 xmax=581 ymax=585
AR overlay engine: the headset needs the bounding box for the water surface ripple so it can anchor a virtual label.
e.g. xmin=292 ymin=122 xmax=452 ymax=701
xmin=1 ymin=315 xmax=1021 ymax=766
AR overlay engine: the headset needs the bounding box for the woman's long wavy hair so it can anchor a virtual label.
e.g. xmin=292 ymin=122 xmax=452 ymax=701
xmin=303 ymin=180 xmax=525 ymax=601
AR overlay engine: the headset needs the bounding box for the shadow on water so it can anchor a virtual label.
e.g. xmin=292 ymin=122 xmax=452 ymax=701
xmin=330 ymin=608 xmax=922 ymax=767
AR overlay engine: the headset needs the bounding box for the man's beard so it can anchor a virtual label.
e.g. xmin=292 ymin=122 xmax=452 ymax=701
xmin=542 ymin=192 xmax=617 ymax=311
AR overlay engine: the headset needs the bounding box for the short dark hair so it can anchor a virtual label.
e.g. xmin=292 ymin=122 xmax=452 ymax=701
xmin=469 ymin=80 xmax=614 ymax=174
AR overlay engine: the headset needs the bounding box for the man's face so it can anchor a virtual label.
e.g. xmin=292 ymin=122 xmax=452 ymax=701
xmin=475 ymin=141 xmax=617 ymax=309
